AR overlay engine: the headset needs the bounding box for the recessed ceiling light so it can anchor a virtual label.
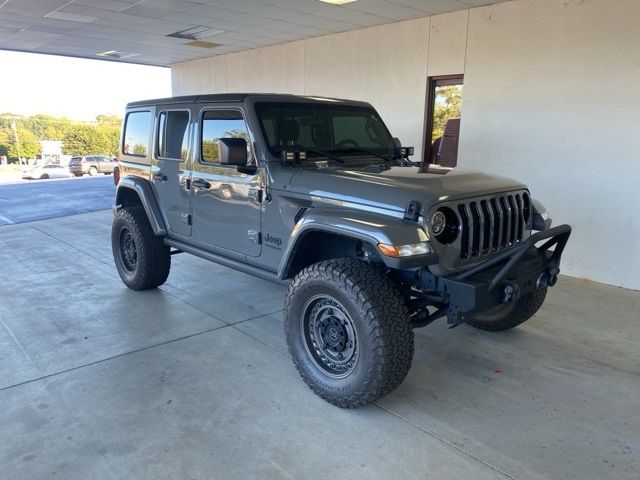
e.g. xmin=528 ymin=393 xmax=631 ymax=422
xmin=167 ymin=26 xmax=224 ymax=40
xmin=317 ymin=0 xmax=358 ymax=4
xmin=97 ymin=50 xmax=139 ymax=60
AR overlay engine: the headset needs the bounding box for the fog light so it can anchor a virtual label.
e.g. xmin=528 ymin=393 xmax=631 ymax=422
xmin=378 ymin=241 xmax=432 ymax=258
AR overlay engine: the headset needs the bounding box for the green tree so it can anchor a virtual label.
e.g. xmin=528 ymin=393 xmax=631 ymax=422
xmin=62 ymin=122 xmax=120 ymax=156
xmin=0 ymin=113 xmax=122 ymax=160
xmin=0 ymin=127 xmax=41 ymax=162
xmin=96 ymin=114 xmax=121 ymax=125
xmin=62 ymin=124 xmax=95 ymax=155
xmin=95 ymin=122 xmax=120 ymax=155
xmin=202 ymin=140 xmax=219 ymax=162
xmin=0 ymin=129 xmax=9 ymax=159
xmin=432 ymin=85 xmax=463 ymax=143
xmin=22 ymin=114 xmax=70 ymax=140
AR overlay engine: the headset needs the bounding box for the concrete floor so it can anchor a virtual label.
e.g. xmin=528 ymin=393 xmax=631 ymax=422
xmin=0 ymin=210 xmax=638 ymax=480
xmin=0 ymin=176 xmax=114 ymax=225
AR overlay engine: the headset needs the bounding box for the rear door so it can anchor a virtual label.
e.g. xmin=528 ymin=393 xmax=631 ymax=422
xmin=152 ymin=105 xmax=193 ymax=237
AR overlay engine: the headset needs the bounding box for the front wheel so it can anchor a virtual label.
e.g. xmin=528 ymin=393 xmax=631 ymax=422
xmin=111 ymin=207 xmax=171 ymax=290
xmin=466 ymin=286 xmax=547 ymax=331
xmin=284 ymin=259 xmax=414 ymax=408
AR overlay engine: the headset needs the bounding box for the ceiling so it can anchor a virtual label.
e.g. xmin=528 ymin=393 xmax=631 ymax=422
xmin=0 ymin=0 xmax=508 ymax=67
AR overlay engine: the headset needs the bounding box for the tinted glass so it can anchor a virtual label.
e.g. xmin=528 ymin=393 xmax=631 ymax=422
xmin=123 ymin=111 xmax=151 ymax=156
xmin=255 ymin=102 xmax=395 ymax=158
xmin=427 ymin=77 xmax=463 ymax=166
xmin=201 ymin=110 xmax=249 ymax=163
xmin=158 ymin=110 xmax=190 ymax=160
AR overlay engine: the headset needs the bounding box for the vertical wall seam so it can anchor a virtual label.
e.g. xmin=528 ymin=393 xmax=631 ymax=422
xmin=425 ymin=15 xmax=431 ymax=78
xmin=303 ymin=40 xmax=307 ymax=95
xmin=463 ymin=8 xmax=470 ymax=74
xmin=224 ymin=55 xmax=228 ymax=92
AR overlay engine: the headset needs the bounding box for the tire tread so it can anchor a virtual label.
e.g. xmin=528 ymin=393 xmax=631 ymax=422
xmin=284 ymin=258 xmax=414 ymax=408
xmin=112 ymin=206 xmax=170 ymax=290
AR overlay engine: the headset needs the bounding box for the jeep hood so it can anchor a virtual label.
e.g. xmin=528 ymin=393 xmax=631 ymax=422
xmin=288 ymin=165 xmax=527 ymax=215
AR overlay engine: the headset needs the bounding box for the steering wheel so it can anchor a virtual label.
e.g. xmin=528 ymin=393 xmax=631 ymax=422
xmin=335 ymin=138 xmax=359 ymax=148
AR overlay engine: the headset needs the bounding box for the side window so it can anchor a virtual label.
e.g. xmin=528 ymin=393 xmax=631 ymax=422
xmin=157 ymin=110 xmax=190 ymax=160
xmin=201 ymin=110 xmax=250 ymax=164
xmin=123 ymin=110 xmax=151 ymax=156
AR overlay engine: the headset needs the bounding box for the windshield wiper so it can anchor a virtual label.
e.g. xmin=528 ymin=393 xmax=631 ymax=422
xmin=305 ymin=149 xmax=346 ymax=163
xmin=330 ymin=147 xmax=393 ymax=162
xmin=333 ymin=147 xmax=423 ymax=167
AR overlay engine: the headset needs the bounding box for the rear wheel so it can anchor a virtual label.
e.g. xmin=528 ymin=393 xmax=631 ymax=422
xmin=89 ymin=166 xmax=98 ymax=176
xmin=466 ymin=287 xmax=547 ymax=331
xmin=284 ymin=258 xmax=414 ymax=408
xmin=112 ymin=206 xmax=170 ymax=290
xmin=40 ymin=174 xmax=49 ymax=179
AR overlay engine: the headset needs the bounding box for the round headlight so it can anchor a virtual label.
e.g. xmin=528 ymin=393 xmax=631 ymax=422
xmin=431 ymin=211 xmax=446 ymax=236
xmin=431 ymin=207 xmax=459 ymax=245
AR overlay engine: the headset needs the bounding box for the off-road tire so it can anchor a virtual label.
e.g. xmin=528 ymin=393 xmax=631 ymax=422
xmin=112 ymin=206 xmax=170 ymax=290
xmin=89 ymin=166 xmax=98 ymax=176
xmin=466 ymin=286 xmax=547 ymax=331
xmin=284 ymin=258 xmax=414 ymax=408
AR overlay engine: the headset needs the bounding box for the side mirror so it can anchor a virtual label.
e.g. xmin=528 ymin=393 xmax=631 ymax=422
xmin=218 ymin=138 xmax=247 ymax=166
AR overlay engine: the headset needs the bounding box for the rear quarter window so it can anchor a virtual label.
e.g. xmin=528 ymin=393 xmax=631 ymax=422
xmin=123 ymin=111 xmax=152 ymax=156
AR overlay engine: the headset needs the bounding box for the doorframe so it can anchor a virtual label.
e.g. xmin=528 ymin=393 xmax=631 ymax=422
xmin=422 ymin=74 xmax=464 ymax=164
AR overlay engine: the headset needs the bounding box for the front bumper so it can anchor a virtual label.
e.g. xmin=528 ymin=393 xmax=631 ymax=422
xmin=417 ymin=224 xmax=571 ymax=325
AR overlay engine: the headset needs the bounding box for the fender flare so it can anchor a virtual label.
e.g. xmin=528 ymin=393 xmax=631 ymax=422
xmin=115 ymin=177 xmax=167 ymax=236
xmin=278 ymin=209 xmax=435 ymax=278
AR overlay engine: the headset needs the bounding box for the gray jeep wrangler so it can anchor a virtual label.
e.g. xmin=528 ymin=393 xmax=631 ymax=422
xmin=111 ymin=94 xmax=571 ymax=408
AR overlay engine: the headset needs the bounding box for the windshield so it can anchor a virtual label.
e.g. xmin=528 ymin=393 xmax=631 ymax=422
xmin=255 ymin=102 xmax=396 ymax=160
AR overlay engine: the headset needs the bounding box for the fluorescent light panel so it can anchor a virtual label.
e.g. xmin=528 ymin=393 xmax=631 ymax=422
xmin=97 ymin=50 xmax=139 ymax=59
xmin=45 ymin=11 xmax=98 ymax=23
xmin=167 ymin=26 xmax=224 ymax=40
xmin=317 ymin=0 xmax=358 ymax=4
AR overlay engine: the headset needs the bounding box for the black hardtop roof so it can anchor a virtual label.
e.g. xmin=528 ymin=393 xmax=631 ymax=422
xmin=126 ymin=93 xmax=372 ymax=108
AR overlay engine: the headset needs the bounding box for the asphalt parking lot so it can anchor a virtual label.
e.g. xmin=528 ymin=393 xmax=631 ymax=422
xmin=0 ymin=176 xmax=114 ymax=225
xmin=0 ymin=202 xmax=638 ymax=478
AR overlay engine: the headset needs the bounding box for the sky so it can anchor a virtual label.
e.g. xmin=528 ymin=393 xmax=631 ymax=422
xmin=0 ymin=51 xmax=171 ymax=121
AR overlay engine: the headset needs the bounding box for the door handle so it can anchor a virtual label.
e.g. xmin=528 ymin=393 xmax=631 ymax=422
xmin=153 ymin=172 xmax=167 ymax=182
xmin=248 ymin=188 xmax=262 ymax=204
xmin=192 ymin=178 xmax=211 ymax=189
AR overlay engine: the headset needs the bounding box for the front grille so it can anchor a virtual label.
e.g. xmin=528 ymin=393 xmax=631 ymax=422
xmin=456 ymin=191 xmax=530 ymax=261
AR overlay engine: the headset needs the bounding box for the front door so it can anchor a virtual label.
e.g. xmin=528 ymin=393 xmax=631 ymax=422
xmin=191 ymin=107 xmax=262 ymax=257
xmin=152 ymin=106 xmax=192 ymax=237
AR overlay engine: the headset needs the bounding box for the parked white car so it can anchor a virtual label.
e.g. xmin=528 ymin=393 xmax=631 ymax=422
xmin=21 ymin=164 xmax=72 ymax=180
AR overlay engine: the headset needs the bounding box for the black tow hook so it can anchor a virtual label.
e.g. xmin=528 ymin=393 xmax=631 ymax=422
xmin=536 ymin=267 xmax=560 ymax=290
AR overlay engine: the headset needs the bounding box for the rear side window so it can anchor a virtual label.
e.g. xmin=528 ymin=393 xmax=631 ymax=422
xmin=123 ymin=111 xmax=151 ymax=156
xmin=157 ymin=110 xmax=190 ymax=160
xmin=201 ymin=110 xmax=249 ymax=164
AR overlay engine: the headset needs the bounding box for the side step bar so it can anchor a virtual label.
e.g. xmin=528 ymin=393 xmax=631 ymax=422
xmin=164 ymin=238 xmax=290 ymax=287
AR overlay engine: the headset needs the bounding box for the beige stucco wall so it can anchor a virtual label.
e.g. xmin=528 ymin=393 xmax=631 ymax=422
xmin=171 ymin=0 xmax=640 ymax=290
xmin=459 ymin=0 xmax=640 ymax=290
